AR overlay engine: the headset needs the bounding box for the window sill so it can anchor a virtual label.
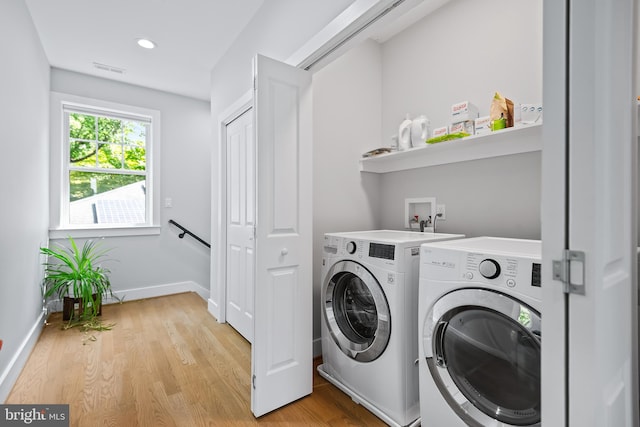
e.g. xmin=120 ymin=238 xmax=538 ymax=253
xmin=49 ymin=225 xmax=161 ymax=240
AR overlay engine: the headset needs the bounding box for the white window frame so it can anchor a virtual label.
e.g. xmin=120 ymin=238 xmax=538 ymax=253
xmin=49 ymin=92 xmax=161 ymax=238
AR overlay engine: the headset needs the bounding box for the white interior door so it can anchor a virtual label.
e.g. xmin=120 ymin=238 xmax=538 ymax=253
xmin=542 ymin=0 xmax=638 ymax=425
xmin=251 ymin=54 xmax=313 ymax=417
xmin=226 ymin=107 xmax=255 ymax=343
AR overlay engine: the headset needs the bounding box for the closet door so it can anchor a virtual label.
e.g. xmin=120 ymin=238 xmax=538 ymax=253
xmin=226 ymin=107 xmax=255 ymax=342
xmin=542 ymin=0 xmax=638 ymax=425
xmin=251 ymin=54 xmax=313 ymax=417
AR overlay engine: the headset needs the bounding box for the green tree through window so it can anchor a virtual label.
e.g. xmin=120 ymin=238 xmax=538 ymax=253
xmin=68 ymin=113 xmax=147 ymax=202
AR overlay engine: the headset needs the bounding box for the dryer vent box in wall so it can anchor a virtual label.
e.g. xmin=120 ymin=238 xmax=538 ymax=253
xmin=405 ymin=197 xmax=436 ymax=229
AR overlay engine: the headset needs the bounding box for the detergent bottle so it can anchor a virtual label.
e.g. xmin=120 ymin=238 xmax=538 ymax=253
xmin=410 ymin=115 xmax=430 ymax=147
xmin=398 ymin=114 xmax=412 ymax=151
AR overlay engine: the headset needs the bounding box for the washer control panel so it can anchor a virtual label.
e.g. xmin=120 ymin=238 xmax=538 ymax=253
xmin=323 ymin=234 xmax=417 ymax=267
xmin=420 ymin=238 xmax=542 ymax=302
xmin=324 ymin=235 xmax=388 ymax=261
xmin=421 ymin=245 xmax=541 ymax=293
xmin=464 ymin=252 xmax=540 ymax=288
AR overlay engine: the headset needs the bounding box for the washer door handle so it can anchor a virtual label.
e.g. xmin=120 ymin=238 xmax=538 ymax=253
xmin=434 ymin=320 xmax=448 ymax=368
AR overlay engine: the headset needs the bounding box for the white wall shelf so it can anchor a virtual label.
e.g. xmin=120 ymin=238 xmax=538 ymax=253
xmin=359 ymin=123 xmax=542 ymax=173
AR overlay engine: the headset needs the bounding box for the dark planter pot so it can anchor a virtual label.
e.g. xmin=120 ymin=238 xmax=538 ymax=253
xmin=62 ymin=294 xmax=103 ymax=321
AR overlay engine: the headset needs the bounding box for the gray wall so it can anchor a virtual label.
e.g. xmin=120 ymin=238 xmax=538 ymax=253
xmin=312 ymin=38 xmax=383 ymax=341
xmin=380 ymin=0 xmax=543 ymax=140
xmin=0 ymin=0 xmax=50 ymax=401
xmin=378 ymin=152 xmax=542 ymax=239
xmin=376 ymin=0 xmax=543 ymax=238
xmin=50 ymin=69 xmax=212 ymax=297
xmin=313 ymin=0 xmax=543 ymax=242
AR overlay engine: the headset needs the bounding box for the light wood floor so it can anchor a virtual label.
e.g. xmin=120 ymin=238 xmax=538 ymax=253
xmin=6 ymin=292 xmax=385 ymax=426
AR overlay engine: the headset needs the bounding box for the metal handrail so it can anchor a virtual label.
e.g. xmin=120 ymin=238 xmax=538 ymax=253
xmin=168 ymin=219 xmax=211 ymax=248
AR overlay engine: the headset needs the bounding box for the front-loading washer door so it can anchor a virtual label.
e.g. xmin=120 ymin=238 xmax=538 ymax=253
xmin=423 ymin=288 xmax=541 ymax=427
xmin=323 ymin=260 xmax=390 ymax=362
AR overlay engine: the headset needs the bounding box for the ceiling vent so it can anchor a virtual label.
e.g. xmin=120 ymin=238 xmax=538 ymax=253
xmin=93 ymin=62 xmax=126 ymax=74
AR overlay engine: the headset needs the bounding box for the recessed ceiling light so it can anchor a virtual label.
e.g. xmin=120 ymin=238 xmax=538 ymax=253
xmin=136 ymin=38 xmax=156 ymax=49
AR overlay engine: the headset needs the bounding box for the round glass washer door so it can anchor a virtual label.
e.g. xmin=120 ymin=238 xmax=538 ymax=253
xmin=423 ymin=288 xmax=541 ymax=427
xmin=323 ymin=260 xmax=390 ymax=362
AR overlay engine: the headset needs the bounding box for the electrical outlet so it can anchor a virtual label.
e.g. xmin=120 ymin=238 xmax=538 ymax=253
xmin=436 ymin=204 xmax=446 ymax=220
xmin=164 ymin=197 xmax=173 ymax=208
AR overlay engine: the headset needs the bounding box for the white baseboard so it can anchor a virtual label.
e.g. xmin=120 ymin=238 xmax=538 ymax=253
xmin=0 ymin=311 xmax=45 ymax=403
xmin=46 ymin=281 xmax=210 ymax=314
xmin=109 ymin=281 xmax=210 ymax=303
xmin=207 ymin=298 xmax=221 ymax=322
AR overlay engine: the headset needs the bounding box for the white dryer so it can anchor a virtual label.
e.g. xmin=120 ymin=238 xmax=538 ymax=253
xmin=418 ymin=237 xmax=542 ymax=427
xmin=319 ymin=230 xmax=465 ymax=427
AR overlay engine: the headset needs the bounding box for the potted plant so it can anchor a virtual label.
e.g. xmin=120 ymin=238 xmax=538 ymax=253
xmin=40 ymin=236 xmax=113 ymax=322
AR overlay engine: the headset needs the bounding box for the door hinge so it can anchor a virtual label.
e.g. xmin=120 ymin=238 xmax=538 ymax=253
xmin=252 ymin=374 xmax=256 ymax=389
xmin=552 ymin=250 xmax=586 ymax=295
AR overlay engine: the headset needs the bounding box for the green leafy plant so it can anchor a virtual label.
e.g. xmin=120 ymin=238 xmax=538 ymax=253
xmin=40 ymin=237 xmax=113 ymax=323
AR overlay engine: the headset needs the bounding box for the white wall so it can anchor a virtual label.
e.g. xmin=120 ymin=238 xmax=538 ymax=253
xmin=376 ymin=0 xmax=543 ymax=238
xmin=312 ymin=38 xmax=383 ymax=341
xmin=0 ymin=0 xmax=50 ymax=402
xmin=50 ymin=69 xmax=212 ymax=299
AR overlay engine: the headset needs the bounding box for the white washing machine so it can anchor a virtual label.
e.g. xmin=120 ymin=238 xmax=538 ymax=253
xmin=418 ymin=237 xmax=542 ymax=427
xmin=318 ymin=230 xmax=465 ymax=427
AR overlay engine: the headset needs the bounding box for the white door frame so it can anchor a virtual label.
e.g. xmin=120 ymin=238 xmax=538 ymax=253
xmin=210 ymin=90 xmax=253 ymax=323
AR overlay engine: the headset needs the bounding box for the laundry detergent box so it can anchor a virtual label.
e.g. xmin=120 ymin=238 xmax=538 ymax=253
xmin=451 ymin=101 xmax=479 ymax=122
xmin=432 ymin=126 xmax=449 ymax=138
xmin=450 ymin=120 xmax=474 ymax=135
xmin=474 ymin=115 xmax=491 ymax=135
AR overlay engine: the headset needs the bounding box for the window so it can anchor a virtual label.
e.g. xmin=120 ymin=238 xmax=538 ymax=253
xmin=50 ymin=93 xmax=160 ymax=237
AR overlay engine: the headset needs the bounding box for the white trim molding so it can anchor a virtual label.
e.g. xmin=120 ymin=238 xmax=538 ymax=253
xmin=210 ymin=90 xmax=253 ymax=324
xmin=108 ymin=281 xmax=210 ymax=303
xmin=0 ymin=312 xmax=45 ymax=403
xmin=46 ymin=281 xmax=210 ymax=314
